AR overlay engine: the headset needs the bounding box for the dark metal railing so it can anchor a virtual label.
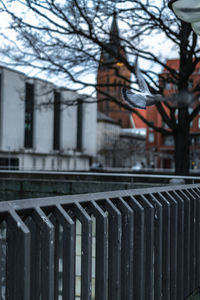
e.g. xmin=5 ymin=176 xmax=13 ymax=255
xmin=0 ymin=183 xmax=200 ymax=299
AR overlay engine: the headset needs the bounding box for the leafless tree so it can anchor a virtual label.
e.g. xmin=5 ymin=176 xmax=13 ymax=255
xmin=0 ymin=0 xmax=200 ymax=175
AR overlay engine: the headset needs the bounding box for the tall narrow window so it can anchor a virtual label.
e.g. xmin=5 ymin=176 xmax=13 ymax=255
xmin=53 ymin=91 xmax=61 ymax=150
xmin=77 ymin=99 xmax=83 ymax=151
xmin=24 ymin=83 xmax=34 ymax=148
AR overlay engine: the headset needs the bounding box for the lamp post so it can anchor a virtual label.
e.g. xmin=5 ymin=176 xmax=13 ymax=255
xmin=169 ymin=0 xmax=200 ymax=35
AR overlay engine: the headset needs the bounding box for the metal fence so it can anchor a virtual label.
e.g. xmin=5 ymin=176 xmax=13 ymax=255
xmin=0 ymin=183 xmax=200 ymax=299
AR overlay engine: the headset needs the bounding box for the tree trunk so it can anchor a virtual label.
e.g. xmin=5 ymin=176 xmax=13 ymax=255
xmin=173 ymin=22 xmax=193 ymax=176
xmin=174 ymin=108 xmax=190 ymax=175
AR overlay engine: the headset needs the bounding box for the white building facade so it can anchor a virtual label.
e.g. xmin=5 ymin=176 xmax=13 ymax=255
xmin=0 ymin=66 xmax=97 ymax=171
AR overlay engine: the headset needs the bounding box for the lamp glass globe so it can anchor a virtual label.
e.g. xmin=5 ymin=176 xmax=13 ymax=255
xmin=172 ymin=0 xmax=200 ymax=23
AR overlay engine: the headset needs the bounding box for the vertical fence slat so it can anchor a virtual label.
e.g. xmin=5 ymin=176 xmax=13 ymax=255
xmin=26 ymin=216 xmax=41 ymax=300
xmin=49 ymin=213 xmax=60 ymax=300
xmin=103 ymin=198 xmax=121 ymax=300
xmin=73 ymin=202 xmax=92 ymax=300
xmin=177 ymin=190 xmax=191 ymax=298
xmin=169 ymin=190 xmax=184 ymax=300
xmin=153 ymin=193 xmax=170 ymax=300
xmin=195 ymin=188 xmax=200 ymax=288
xmin=162 ymin=192 xmax=178 ymax=300
xmin=33 ymin=207 xmax=55 ymax=300
xmin=191 ymin=188 xmax=200 ymax=289
xmin=184 ymin=189 xmax=197 ymax=295
xmin=136 ymin=195 xmax=154 ymax=300
xmin=6 ymin=215 xmax=17 ymax=300
xmin=30 ymin=219 xmax=42 ymax=300
xmin=89 ymin=200 xmax=108 ymax=300
xmin=145 ymin=193 xmax=163 ymax=300
xmin=123 ymin=195 xmax=145 ymax=300
xmin=111 ymin=197 xmax=134 ymax=300
xmin=53 ymin=204 xmax=75 ymax=300
xmin=0 ymin=227 xmax=5 ymax=299
xmin=6 ymin=210 xmax=31 ymax=300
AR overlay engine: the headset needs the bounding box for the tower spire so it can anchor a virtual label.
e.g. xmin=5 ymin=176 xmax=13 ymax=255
xmin=110 ymin=12 xmax=120 ymax=48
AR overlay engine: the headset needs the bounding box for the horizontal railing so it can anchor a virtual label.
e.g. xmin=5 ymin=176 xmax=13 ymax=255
xmin=0 ymin=184 xmax=200 ymax=299
xmin=0 ymin=170 xmax=200 ymax=184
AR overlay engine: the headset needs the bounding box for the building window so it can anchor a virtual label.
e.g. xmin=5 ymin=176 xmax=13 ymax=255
xmin=0 ymin=157 xmax=19 ymax=170
xmin=77 ymin=99 xmax=83 ymax=151
xmin=149 ymin=121 xmax=154 ymax=130
xmin=53 ymin=91 xmax=61 ymax=150
xmin=163 ymin=135 xmax=174 ymax=146
xmin=148 ymin=132 xmax=154 ymax=143
xmin=198 ymin=118 xmax=200 ymax=129
xmin=165 ymin=82 xmax=171 ymax=90
xmin=196 ymin=136 xmax=200 ymax=145
xmin=188 ymin=79 xmax=193 ymax=89
xmin=162 ymin=122 xmax=169 ymax=129
xmin=24 ymin=82 xmax=34 ymax=148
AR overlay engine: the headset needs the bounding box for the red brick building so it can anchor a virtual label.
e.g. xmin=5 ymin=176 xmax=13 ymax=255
xmin=97 ymin=18 xmax=200 ymax=169
xmin=145 ymin=59 xmax=200 ymax=169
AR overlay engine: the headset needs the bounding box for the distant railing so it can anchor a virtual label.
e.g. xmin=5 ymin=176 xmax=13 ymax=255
xmin=0 ymin=184 xmax=200 ymax=299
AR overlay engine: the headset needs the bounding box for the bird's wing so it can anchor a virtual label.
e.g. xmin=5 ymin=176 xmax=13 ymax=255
xmin=135 ymin=56 xmax=150 ymax=94
xmin=122 ymin=87 xmax=148 ymax=109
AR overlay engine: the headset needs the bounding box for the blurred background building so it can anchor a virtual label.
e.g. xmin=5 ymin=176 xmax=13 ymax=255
xmin=96 ymin=112 xmax=146 ymax=168
xmin=2 ymin=17 xmax=200 ymax=172
xmin=0 ymin=66 xmax=97 ymax=171
xmin=96 ymin=15 xmax=147 ymax=168
xmin=146 ymin=59 xmax=200 ymax=170
xmin=96 ymin=16 xmax=200 ymax=170
xmin=96 ymin=14 xmax=132 ymax=128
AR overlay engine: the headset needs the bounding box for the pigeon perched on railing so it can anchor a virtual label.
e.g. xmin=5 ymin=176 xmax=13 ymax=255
xmin=122 ymin=57 xmax=195 ymax=109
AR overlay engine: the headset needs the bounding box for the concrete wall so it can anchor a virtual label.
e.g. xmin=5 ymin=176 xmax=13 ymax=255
xmin=82 ymin=97 xmax=97 ymax=156
xmin=0 ymin=67 xmax=25 ymax=151
xmin=0 ymin=178 xmax=138 ymax=201
xmin=0 ymin=170 xmax=179 ymax=201
xmin=97 ymin=120 xmax=120 ymax=153
xmin=61 ymin=90 xmax=77 ymax=151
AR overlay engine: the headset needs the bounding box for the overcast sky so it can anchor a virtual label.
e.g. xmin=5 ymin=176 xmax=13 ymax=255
xmin=0 ymin=0 xmax=181 ymax=95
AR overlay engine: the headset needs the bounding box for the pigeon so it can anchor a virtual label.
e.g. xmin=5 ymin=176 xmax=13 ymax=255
xmin=122 ymin=57 xmax=195 ymax=109
xmin=122 ymin=57 xmax=165 ymax=109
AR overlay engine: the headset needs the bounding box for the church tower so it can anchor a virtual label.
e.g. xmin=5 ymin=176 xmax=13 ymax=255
xmin=97 ymin=14 xmax=132 ymax=128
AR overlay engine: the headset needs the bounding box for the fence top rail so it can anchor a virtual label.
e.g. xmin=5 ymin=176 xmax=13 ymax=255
xmin=0 ymin=170 xmax=199 ymax=182
xmin=0 ymin=183 xmax=199 ymax=213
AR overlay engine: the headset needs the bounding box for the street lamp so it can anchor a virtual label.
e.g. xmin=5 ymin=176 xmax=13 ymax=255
xmin=169 ymin=0 xmax=200 ymax=35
